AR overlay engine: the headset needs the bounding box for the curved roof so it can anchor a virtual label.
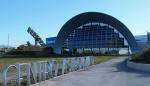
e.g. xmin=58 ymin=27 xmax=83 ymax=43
xmin=54 ymin=12 xmax=138 ymax=53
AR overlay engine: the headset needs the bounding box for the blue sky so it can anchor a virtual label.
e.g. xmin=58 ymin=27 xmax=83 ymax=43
xmin=0 ymin=0 xmax=150 ymax=47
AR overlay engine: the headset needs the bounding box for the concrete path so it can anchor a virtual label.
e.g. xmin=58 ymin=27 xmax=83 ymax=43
xmin=33 ymin=56 xmax=150 ymax=86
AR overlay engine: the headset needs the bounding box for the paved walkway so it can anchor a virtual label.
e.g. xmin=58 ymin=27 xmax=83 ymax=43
xmin=33 ymin=56 xmax=150 ymax=86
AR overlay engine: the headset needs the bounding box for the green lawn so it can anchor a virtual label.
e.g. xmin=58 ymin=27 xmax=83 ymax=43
xmin=0 ymin=57 xmax=63 ymax=70
xmin=0 ymin=56 xmax=115 ymax=86
xmin=94 ymin=56 xmax=115 ymax=64
xmin=0 ymin=56 xmax=115 ymax=70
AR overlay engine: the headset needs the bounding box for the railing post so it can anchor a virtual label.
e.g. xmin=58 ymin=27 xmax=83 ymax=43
xmin=26 ymin=64 xmax=30 ymax=86
xmin=16 ymin=64 xmax=21 ymax=86
xmin=3 ymin=67 xmax=7 ymax=86
xmin=52 ymin=60 xmax=58 ymax=80
xmin=62 ymin=59 xmax=66 ymax=75
xmin=1 ymin=56 xmax=94 ymax=86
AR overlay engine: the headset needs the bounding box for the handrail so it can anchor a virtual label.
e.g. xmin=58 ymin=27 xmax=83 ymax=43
xmin=1 ymin=56 xmax=94 ymax=86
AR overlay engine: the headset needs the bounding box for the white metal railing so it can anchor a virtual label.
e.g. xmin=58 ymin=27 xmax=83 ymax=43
xmin=1 ymin=56 xmax=94 ymax=86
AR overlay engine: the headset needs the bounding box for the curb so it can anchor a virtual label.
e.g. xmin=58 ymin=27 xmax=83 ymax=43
xmin=127 ymin=59 xmax=150 ymax=72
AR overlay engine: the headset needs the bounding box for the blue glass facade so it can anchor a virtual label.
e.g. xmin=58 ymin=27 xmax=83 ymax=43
xmin=62 ymin=23 xmax=128 ymax=54
xmin=46 ymin=37 xmax=56 ymax=47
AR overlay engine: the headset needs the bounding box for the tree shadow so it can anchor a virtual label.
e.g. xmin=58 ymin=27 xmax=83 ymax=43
xmin=111 ymin=60 xmax=150 ymax=78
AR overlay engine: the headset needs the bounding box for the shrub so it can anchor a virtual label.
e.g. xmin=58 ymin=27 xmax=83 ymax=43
xmin=132 ymin=47 xmax=150 ymax=63
xmin=7 ymin=50 xmax=34 ymax=55
xmin=138 ymin=48 xmax=150 ymax=59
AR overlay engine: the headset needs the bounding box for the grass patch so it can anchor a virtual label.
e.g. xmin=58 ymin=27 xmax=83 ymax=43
xmin=94 ymin=56 xmax=115 ymax=64
xmin=0 ymin=56 xmax=115 ymax=70
xmin=0 ymin=56 xmax=115 ymax=85
xmin=0 ymin=57 xmax=63 ymax=70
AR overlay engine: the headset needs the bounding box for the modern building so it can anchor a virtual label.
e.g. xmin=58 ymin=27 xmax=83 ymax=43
xmin=134 ymin=34 xmax=150 ymax=50
xmin=46 ymin=12 xmax=146 ymax=55
xmin=46 ymin=37 xmax=56 ymax=47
